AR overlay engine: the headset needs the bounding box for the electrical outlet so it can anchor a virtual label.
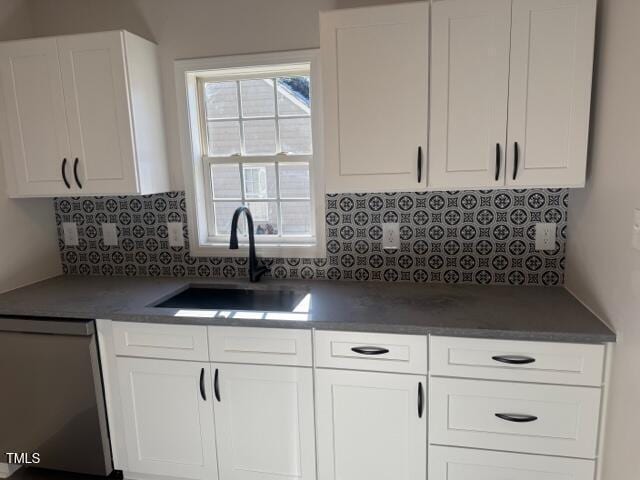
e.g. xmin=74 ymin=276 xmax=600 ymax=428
xmin=168 ymin=222 xmax=184 ymax=247
xmin=102 ymin=223 xmax=118 ymax=246
xmin=62 ymin=222 xmax=79 ymax=246
xmin=382 ymin=223 xmax=400 ymax=251
xmin=535 ymin=223 xmax=557 ymax=251
xmin=633 ymin=209 xmax=640 ymax=251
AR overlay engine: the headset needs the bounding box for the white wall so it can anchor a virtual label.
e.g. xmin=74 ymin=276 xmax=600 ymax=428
xmin=565 ymin=0 xmax=640 ymax=478
xmin=0 ymin=0 xmax=61 ymax=293
xmin=27 ymin=0 xmax=406 ymax=190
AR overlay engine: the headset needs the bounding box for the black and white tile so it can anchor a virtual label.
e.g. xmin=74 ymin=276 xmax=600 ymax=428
xmin=54 ymin=189 xmax=567 ymax=286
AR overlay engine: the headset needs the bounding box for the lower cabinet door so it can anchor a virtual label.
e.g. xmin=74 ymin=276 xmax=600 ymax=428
xmin=116 ymin=357 xmax=218 ymax=480
xmin=429 ymin=445 xmax=596 ymax=480
xmin=211 ymin=363 xmax=316 ymax=480
xmin=315 ymin=369 xmax=427 ymax=480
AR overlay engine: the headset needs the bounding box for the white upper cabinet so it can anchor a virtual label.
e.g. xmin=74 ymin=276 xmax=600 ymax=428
xmin=430 ymin=0 xmax=596 ymax=189
xmin=321 ymin=2 xmax=429 ymax=193
xmin=506 ymin=0 xmax=597 ymax=187
xmin=0 ymin=30 xmax=169 ymax=197
xmin=0 ymin=38 xmax=72 ymax=196
xmin=429 ymin=0 xmax=511 ymax=189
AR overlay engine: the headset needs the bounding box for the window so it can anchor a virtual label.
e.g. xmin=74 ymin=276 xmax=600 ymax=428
xmin=176 ymin=51 xmax=324 ymax=257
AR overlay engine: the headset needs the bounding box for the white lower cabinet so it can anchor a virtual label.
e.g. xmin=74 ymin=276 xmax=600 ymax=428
xmin=116 ymin=357 xmax=218 ymax=480
xmin=315 ymin=369 xmax=427 ymax=480
xmin=99 ymin=323 xmax=607 ymax=480
xmin=429 ymin=446 xmax=596 ymax=480
xmin=211 ymin=363 xmax=316 ymax=480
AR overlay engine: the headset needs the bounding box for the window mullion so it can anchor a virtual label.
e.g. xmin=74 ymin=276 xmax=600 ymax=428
xmin=236 ymin=80 xmax=245 ymax=156
xmin=273 ymin=77 xmax=282 ymax=154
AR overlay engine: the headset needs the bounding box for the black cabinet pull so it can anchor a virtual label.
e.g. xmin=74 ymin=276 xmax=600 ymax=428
xmin=214 ymin=368 xmax=221 ymax=402
xmin=73 ymin=157 xmax=83 ymax=189
xmin=417 ymin=146 xmax=423 ymax=183
xmin=492 ymin=355 xmax=536 ymax=365
xmin=495 ymin=143 xmax=501 ymax=181
xmin=512 ymin=142 xmax=519 ymax=180
xmin=199 ymin=368 xmax=206 ymax=401
xmin=351 ymin=346 xmax=390 ymax=356
xmin=495 ymin=413 xmax=538 ymax=423
xmin=61 ymin=158 xmax=71 ymax=189
xmin=418 ymin=382 xmax=424 ymax=418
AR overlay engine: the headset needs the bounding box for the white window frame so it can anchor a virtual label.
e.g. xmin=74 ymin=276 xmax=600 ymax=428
xmin=175 ymin=50 xmax=325 ymax=258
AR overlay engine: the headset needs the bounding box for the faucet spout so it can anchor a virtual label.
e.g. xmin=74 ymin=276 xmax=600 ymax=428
xmin=229 ymin=206 xmax=269 ymax=282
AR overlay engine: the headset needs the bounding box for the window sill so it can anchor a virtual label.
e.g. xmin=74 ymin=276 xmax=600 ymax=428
xmin=189 ymin=241 xmax=326 ymax=259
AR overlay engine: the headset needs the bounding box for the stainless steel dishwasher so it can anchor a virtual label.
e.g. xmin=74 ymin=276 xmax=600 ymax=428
xmin=0 ymin=317 xmax=113 ymax=476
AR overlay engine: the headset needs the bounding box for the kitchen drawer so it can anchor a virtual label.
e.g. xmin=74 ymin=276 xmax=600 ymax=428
xmin=429 ymin=445 xmax=596 ymax=480
xmin=430 ymin=336 xmax=605 ymax=386
xmin=208 ymin=327 xmax=312 ymax=366
xmin=113 ymin=322 xmax=209 ymax=361
xmin=314 ymin=330 xmax=427 ymax=374
xmin=430 ymin=377 xmax=601 ymax=458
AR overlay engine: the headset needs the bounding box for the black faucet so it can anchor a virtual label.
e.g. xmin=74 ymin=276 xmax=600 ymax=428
xmin=229 ymin=206 xmax=269 ymax=282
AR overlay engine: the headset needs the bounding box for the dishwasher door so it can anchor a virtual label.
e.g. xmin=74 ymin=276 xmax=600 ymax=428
xmin=0 ymin=319 xmax=113 ymax=476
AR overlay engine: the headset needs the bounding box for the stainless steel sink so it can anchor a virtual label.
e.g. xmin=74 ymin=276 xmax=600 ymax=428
xmin=153 ymin=285 xmax=308 ymax=312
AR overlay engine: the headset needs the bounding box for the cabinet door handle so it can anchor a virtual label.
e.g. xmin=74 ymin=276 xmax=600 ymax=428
xmin=61 ymin=158 xmax=71 ymax=189
xmin=417 ymin=146 xmax=423 ymax=183
xmin=199 ymin=368 xmax=206 ymax=401
xmin=495 ymin=143 xmax=501 ymax=181
xmin=351 ymin=346 xmax=390 ymax=356
xmin=418 ymin=382 xmax=424 ymax=418
xmin=495 ymin=413 xmax=538 ymax=423
xmin=214 ymin=368 xmax=221 ymax=402
xmin=73 ymin=158 xmax=83 ymax=189
xmin=512 ymin=142 xmax=519 ymax=180
xmin=492 ymin=355 xmax=536 ymax=365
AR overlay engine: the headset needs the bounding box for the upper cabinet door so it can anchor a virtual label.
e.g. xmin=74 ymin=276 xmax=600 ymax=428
xmin=211 ymin=364 xmax=317 ymax=480
xmin=429 ymin=0 xmax=511 ymax=189
xmin=117 ymin=357 xmax=218 ymax=480
xmin=315 ymin=369 xmax=427 ymax=480
xmin=506 ymin=0 xmax=597 ymax=187
xmin=57 ymin=31 xmax=138 ymax=194
xmin=0 ymin=38 xmax=73 ymax=196
xmin=321 ymin=3 xmax=429 ymax=193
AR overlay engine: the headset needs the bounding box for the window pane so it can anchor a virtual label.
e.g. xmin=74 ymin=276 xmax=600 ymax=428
xmin=205 ymin=81 xmax=238 ymax=119
xmin=279 ymin=163 xmax=310 ymax=199
xmin=243 ymin=119 xmax=276 ymax=155
xmin=246 ymin=202 xmax=278 ymax=235
xmin=240 ymin=79 xmax=275 ymax=117
xmin=211 ymin=164 xmax=241 ymax=199
xmin=281 ymin=202 xmax=312 ymax=235
xmin=242 ymin=163 xmax=276 ymax=200
xmin=279 ymin=117 xmax=312 ymax=154
xmin=213 ymin=202 xmax=244 ymax=236
xmin=208 ymin=121 xmax=241 ymax=156
xmin=277 ymin=77 xmax=311 ymax=116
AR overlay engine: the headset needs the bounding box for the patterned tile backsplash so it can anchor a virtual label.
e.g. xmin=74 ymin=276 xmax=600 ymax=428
xmin=55 ymin=189 xmax=568 ymax=286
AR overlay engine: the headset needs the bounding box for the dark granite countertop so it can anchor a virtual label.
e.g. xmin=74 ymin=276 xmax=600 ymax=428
xmin=0 ymin=275 xmax=615 ymax=343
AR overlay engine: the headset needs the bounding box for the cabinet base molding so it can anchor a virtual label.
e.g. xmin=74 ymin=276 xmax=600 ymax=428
xmin=123 ymin=471 xmax=198 ymax=480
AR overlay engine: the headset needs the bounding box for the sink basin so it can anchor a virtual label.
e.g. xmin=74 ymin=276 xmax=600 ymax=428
xmin=153 ymin=285 xmax=308 ymax=312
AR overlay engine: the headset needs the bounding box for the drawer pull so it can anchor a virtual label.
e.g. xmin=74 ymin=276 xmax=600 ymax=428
xmin=351 ymin=346 xmax=390 ymax=356
xmin=495 ymin=413 xmax=538 ymax=423
xmin=418 ymin=382 xmax=424 ymax=418
xmin=492 ymin=355 xmax=536 ymax=365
